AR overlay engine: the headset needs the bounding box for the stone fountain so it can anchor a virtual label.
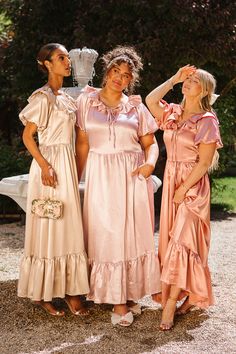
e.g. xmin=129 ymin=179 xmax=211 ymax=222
xmin=63 ymin=47 xmax=99 ymax=99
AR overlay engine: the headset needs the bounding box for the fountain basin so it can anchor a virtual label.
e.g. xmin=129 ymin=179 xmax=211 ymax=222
xmin=0 ymin=174 xmax=161 ymax=212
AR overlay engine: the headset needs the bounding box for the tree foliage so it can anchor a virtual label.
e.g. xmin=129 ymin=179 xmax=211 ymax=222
xmin=73 ymin=0 xmax=236 ymax=96
xmin=0 ymin=0 xmax=79 ymax=101
xmin=0 ymin=0 xmax=235 ymax=181
xmin=1 ymin=0 xmax=235 ymax=98
xmin=76 ymin=0 xmax=235 ymax=177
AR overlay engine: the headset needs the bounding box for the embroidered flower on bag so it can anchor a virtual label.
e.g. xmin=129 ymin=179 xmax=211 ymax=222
xmin=31 ymin=198 xmax=63 ymax=219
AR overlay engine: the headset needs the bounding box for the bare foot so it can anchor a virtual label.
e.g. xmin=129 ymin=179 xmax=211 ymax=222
xmin=160 ymin=297 xmax=177 ymax=331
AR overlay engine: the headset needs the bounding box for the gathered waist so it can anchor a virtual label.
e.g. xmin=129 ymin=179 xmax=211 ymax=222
xmin=39 ymin=143 xmax=73 ymax=149
xmin=89 ymin=149 xmax=143 ymax=156
xmin=167 ymin=159 xmax=197 ymax=163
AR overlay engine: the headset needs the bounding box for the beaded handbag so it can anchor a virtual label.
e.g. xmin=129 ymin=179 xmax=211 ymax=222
xmin=31 ymin=198 xmax=63 ymax=219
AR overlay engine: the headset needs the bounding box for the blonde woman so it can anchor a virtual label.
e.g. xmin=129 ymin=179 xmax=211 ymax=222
xmin=146 ymin=66 xmax=223 ymax=330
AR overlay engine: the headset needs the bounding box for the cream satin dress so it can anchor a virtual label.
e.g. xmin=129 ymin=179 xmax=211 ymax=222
xmin=157 ymin=102 xmax=223 ymax=308
xmin=17 ymin=85 xmax=89 ymax=301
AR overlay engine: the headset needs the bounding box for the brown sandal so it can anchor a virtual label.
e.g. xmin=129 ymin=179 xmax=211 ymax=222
xmin=33 ymin=301 xmax=65 ymax=317
xmin=64 ymin=296 xmax=89 ymax=317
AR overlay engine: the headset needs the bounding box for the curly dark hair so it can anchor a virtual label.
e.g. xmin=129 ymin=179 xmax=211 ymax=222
xmin=100 ymin=45 xmax=143 ymax=94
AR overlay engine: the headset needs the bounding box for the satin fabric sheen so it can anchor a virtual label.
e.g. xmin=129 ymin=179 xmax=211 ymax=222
xmin=157 ymin=102 xmax=223 ymax=308
xmin=17 ymin=85 xmax=89 ymax=301
xmin=76 ymin=86 xmax=161 ymax=304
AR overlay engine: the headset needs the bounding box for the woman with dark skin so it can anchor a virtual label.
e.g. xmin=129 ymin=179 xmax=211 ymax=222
xmin=18 ymin=43 xmax=89 ymax=316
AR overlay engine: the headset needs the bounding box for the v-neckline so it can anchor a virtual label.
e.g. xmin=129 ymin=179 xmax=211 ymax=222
xmin=177 ymin=111 xmax=205 ymax=128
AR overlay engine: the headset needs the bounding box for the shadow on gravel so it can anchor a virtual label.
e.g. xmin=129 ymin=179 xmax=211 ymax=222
xmin=0 ymin=233 xmax=24 ymax=250
xmin=210 ymin=208 xmax=236 ymax=221
xmin=1 ymin=281 xmax=209 ymax=354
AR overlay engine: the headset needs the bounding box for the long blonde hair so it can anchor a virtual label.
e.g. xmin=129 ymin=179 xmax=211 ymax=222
xmin=181 ymin=69 xmax=217 ymax=111
xmin=198 ymin=69 xmax=219 ymax=172
xmin=197 ymin=69 xmax=216 ymax=112
xmin=182 ymin=69 xmax=219 ymax=172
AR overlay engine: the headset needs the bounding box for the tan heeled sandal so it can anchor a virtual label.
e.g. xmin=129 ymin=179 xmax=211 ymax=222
xmin=176 ymin=296 xmax=194 ymax=315
xmin=159 ymin=297 xmax=178 ymax=331
xmin=64 ymin=296 xmax=90 ymax=317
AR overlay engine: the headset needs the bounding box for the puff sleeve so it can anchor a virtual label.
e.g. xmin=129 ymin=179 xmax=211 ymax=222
xmin=76 ymin=92 xmax=89 ymax=131
xmin=137 ymin=103 xmax=158 ymax=137
xmin=195 ymin=114 xmax=223 ymax=149
xmin=156 ymin=100 xmax=182 ymax=130
xmin=19 ymin=93 xmax=49 ymax=131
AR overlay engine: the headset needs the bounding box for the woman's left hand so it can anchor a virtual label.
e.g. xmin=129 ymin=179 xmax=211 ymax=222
xmin=173 ymin=186 xmax=186 ymax=204
xmin=132 ymin=163 xmax=154 ymax=179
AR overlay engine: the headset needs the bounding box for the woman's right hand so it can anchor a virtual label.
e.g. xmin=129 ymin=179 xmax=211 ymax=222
xmin=41 ymin=164 xmax=58 ymax=188
xmin=172 ymin=64 xmax=196 ymax=85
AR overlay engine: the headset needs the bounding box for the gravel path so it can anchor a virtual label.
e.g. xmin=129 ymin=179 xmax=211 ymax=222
xmin=0 ymin=212 xmax=236 ymax=354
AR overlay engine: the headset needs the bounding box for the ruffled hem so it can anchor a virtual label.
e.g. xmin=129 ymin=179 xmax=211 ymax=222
xmin=87 ymin=251 xmax=161 ymax=304
xmin=82 ymin=85 xmax=142 ymax=114
xmin=17 ymin=252 xmax=90 ymax=301
xmin=159 ymin=239 xmax=214 ymax=308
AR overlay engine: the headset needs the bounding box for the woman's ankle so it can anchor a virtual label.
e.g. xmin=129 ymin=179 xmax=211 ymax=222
xmin=113 ymin=304 xmax=129 ymax=315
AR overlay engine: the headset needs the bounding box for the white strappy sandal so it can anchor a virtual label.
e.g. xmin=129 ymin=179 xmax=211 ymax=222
xmin=111 ymin=311 xmax=134 ymax=327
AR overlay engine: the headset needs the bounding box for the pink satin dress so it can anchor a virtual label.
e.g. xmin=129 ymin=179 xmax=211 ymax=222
xmin=157 ymin=102 xmax=223 ymax=308
xmin=76 ymin=86 xmax=161 ymax=304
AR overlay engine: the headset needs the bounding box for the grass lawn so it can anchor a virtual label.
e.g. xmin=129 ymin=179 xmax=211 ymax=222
xmin=211 ymin=176 xmax=236 ymax=212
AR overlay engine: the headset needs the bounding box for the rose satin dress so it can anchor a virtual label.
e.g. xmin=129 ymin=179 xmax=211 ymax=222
xmin=157 ymin=102 xmax=223 ymax=308
xmin=17 ymin=85 xmax=89 ymax=301
xmin=76 ymin=86 xmax=161 ymax=304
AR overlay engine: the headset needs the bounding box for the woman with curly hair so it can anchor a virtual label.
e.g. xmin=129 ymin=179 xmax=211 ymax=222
xmin=75 ymin=46 xmax=161 ymax=326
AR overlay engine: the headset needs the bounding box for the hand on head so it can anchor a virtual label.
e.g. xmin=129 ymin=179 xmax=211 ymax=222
xmin=172 ymin=64 xmax=197 ymax=85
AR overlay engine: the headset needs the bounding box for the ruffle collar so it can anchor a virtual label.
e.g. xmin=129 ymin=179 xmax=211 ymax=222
xmin=164 ymin=103 xmax=219 ymax=130
xmin=29 ymin=85 xmax=77 ymax=115
xmin=82 ymin=85 xmax=142 ymax=114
